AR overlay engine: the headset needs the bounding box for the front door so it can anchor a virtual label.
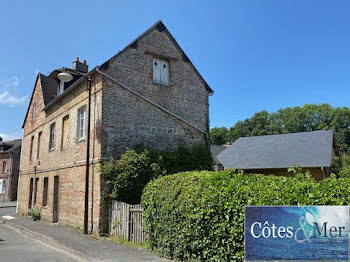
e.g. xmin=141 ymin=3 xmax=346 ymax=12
xmin=53 ymin=176 xmax=59 ymax=223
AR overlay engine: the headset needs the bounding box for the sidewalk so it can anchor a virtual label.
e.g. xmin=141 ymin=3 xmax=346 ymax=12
xmin=0 ymin=215 xmax=167 ymax=262
xmin=0 ymin=201 xmax=17 ymax=208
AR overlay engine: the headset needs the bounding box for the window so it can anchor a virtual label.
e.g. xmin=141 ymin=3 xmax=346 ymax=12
xmin=0 ymin=179 xmax=5 ymax=194
xmin=34 ymin=178 xmax=39 ymax=205
xmin=32 ymin=102 xmax=37 ymax=121
xmin=2 ymin=161 xmax=7 ymax=173
xmin=77 ymin=106 xmax=86 ymax=141
xmin=59 ymin=81 xmax=64 ymax=95
xmin=42 ymin=177 xmax=48 ymax=206
xmin=153 ymin=58 xmax=169 ymax=85
xmin=49 ymin=123 xmax=55 ymax=151
xmin=61 ymin=115 xmax=69 ymax=150
xmin=37 ymin=132 xmax=42 ymax=160
xmin=29 ymin=136 xmax=34 ymax=161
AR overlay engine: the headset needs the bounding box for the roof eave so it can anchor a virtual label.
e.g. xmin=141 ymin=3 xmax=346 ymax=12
xmin=42 ymin=67 xmax=97 ymax=112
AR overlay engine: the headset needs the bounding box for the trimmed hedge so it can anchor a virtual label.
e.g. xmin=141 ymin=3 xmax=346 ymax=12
xmin=141 ymin=170 xmax=350 ymax=261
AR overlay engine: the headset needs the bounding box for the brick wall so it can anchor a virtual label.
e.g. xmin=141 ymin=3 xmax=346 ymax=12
xmin=18 ymin=74 xmax=105 ymax=232
xmin=101 ymin=25 xmax=210 ymax=157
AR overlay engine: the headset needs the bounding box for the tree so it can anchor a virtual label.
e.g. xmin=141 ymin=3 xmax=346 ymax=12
xmin=212 ymin=104 xmax=350 ymax=155
xmin=210 ymin=127 xmax=228 ymax=144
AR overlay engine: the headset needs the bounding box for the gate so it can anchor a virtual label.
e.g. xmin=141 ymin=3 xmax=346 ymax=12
xmin=109 ymin=201 xmax=146 ymax=243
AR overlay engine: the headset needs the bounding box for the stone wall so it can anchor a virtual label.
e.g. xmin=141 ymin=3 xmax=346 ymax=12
xmin=101 ymin=25 xmax=210 ymax=158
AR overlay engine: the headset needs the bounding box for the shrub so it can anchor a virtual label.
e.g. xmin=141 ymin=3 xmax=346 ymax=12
xmin=142 ymin=170 xmax=350 ymax=261
xmin=29 ymin=208 xmax=41 ymax=221
xmin=101 ymin=144 xmax=214 ymax=204
xmin=135 ymin=144 xmax=214 ymax=174
xmin=101 ymin=149 xmax=164 ymax=204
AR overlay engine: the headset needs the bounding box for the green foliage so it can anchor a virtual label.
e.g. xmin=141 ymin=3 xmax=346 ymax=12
xmin=336 ymin=155 xmax=350 ymax=178
xmin=29 ymin=208 xmax=41 ymax=221
xmin=210 ymin=104 xmax=350 ymax=155
xmin=135 ymin=144 xmax=214 ymax=175
xmin=142 ymin=170 xmax=350 ymax=261
xmin=210 ymin=127 xmax=228 ymax=144
xmin=101 ymin=149 xmax=164 ymax=204
xmin=101 ymin=144 xmax=213 ymax=204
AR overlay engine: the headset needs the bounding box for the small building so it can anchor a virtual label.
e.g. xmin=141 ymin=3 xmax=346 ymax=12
xmin=0 ymin=137 xmax=21 ymax=201
xmin=210 ymin=143 xmax=230 ymax=171
xmin=217 ymin=130 xmax=337 ymax=181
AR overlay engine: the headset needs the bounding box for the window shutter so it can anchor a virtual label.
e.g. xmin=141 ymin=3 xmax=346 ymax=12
xmin=160 ymin=60 xmax=169 ymax=85
xmin=153 ymin=59 xmax=161 ymax=83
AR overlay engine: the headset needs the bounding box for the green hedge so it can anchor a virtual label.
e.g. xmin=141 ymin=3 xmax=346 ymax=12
xmin=141 ymin=170 xmax=350 ymax=261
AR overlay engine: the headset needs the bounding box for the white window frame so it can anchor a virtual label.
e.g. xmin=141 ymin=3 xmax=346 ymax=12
xmin=77 ymin=106 xmax=86 ymax=141
xmin=2 ymin=161 xmax=7 ymax=174
xmin=0 ymin=179 xmax=5 ymax=194
xmin=153 ymin=58 xmax=169 ymax=86
xmin=59 ymin=81 xmax=64 ymax=95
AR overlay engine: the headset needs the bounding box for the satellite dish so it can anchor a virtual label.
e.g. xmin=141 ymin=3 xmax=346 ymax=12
xmin=57 ymin=72 xmax=73 ymax=82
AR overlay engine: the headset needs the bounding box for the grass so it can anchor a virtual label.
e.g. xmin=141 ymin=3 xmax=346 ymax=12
xmin=107 ymin=236 xmax=150 ymax=249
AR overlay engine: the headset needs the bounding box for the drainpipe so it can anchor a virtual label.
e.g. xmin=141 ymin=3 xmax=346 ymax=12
xmin=84 ymin=77 xmax=92 ymax=235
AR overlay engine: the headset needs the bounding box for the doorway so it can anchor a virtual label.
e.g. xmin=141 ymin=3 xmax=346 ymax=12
xmin=53 ymin=176 xmax=59 ymax=223
xmin=28 ymin=178 xmax=33 ymax=209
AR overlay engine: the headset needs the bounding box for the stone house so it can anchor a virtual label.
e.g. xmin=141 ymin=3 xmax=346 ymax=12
xmin=17 ymin=21 xmax=213 ymax=233
xmin=0 ymin=137 xmax=21 ymax=201
xmin=217 ymin=130 xmax=337 ymax=181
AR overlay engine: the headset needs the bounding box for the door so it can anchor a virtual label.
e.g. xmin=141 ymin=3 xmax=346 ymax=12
xmin=53 ymin=176 xmax=59 ymax=223
xmin=28 ymin=178 xmax=33 ymax=209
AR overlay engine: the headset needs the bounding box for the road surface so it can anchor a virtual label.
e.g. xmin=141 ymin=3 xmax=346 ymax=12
xmin=0 ymin=207 xmax=76 ymax=262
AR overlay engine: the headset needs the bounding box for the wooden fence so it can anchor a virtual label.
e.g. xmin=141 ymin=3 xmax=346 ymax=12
xmin=109 ymin=201 xmax=146 ymax=243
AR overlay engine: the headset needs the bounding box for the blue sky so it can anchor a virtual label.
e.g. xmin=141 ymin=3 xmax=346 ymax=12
xmin=1 ymin=0 xmax=349 ymax=140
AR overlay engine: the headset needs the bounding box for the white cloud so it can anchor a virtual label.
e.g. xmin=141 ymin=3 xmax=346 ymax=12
xmin=0 ymin=76 xmax=28 ymax=107
xmin=0 ymin=132 xmax=22 ymax=141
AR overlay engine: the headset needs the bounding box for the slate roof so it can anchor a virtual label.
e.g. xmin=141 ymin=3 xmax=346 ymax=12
xmin=217 ymin=130 xmax=336 ymax=169
xmin=39 ymin=73 xmax=58 ymax=105
xmin=0 ymin=139 xmax=22 ymax=153
xmin=210 ymin=144 xmax=230 ymax=163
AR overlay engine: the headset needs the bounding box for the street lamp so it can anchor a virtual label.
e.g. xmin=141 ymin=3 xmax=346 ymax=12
xmin=58 ymin=72 xmax=92 ymax=235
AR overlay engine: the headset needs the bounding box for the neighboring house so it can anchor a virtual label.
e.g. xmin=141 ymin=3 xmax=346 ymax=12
xmin=210 ymin=143 xmax=230 ymax=171
xmin=0 ymin=137 xmax=21 ymax=201
xmin=217 ymin=130 xmax=337 ymax=181
xmin=17 ymin=21 xmax=213 ymax=233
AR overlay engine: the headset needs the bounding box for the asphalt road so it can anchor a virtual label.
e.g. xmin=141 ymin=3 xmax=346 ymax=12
xmin=0 ymin=207 xmax=76 ymax=262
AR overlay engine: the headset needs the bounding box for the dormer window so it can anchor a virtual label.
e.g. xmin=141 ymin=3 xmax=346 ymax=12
xmin=153 ymin=58 xmax=169 ymax=86
xmin=59 ymin=80 xmax=65 ymax=95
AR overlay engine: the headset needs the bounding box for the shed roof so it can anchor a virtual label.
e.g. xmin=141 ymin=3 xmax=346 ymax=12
xmin=217 ymin=130 xmax=335 ymax=169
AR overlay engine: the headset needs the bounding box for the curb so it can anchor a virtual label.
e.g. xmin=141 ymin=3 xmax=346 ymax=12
xmin=0 ymin=218 xmax=100 ymax=262
xmin=0 ymin=205 xmax=16 ymax=209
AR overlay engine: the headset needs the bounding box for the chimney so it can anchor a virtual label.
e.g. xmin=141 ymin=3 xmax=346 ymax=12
xmin=72 ymin=57 xmax=88 ymax=73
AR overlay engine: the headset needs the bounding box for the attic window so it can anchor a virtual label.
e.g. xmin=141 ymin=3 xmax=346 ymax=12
xmin=59 ymin=81 xmax=65 ymax=95
xmin=153 ymin=58 xmax=169 ymax=86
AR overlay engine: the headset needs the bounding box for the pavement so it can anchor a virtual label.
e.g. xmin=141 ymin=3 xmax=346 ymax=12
xmin=0 ymin=223 xmax=75 ymax=262
xmin=0 ymin=201 xmax=17 ymax=208
xmin=0 ymin=206 xmax=168 ymax=262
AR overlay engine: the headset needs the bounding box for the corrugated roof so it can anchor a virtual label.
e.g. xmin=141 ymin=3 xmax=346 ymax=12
xmin=217 ymin=130 xmax=335 ymax=169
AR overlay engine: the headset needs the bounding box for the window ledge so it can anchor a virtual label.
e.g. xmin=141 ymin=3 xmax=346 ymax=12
xmin=76 ymin=138 xmax=86 ymax=144
xmin=153 ymin=82 xmax=170 ymax=87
